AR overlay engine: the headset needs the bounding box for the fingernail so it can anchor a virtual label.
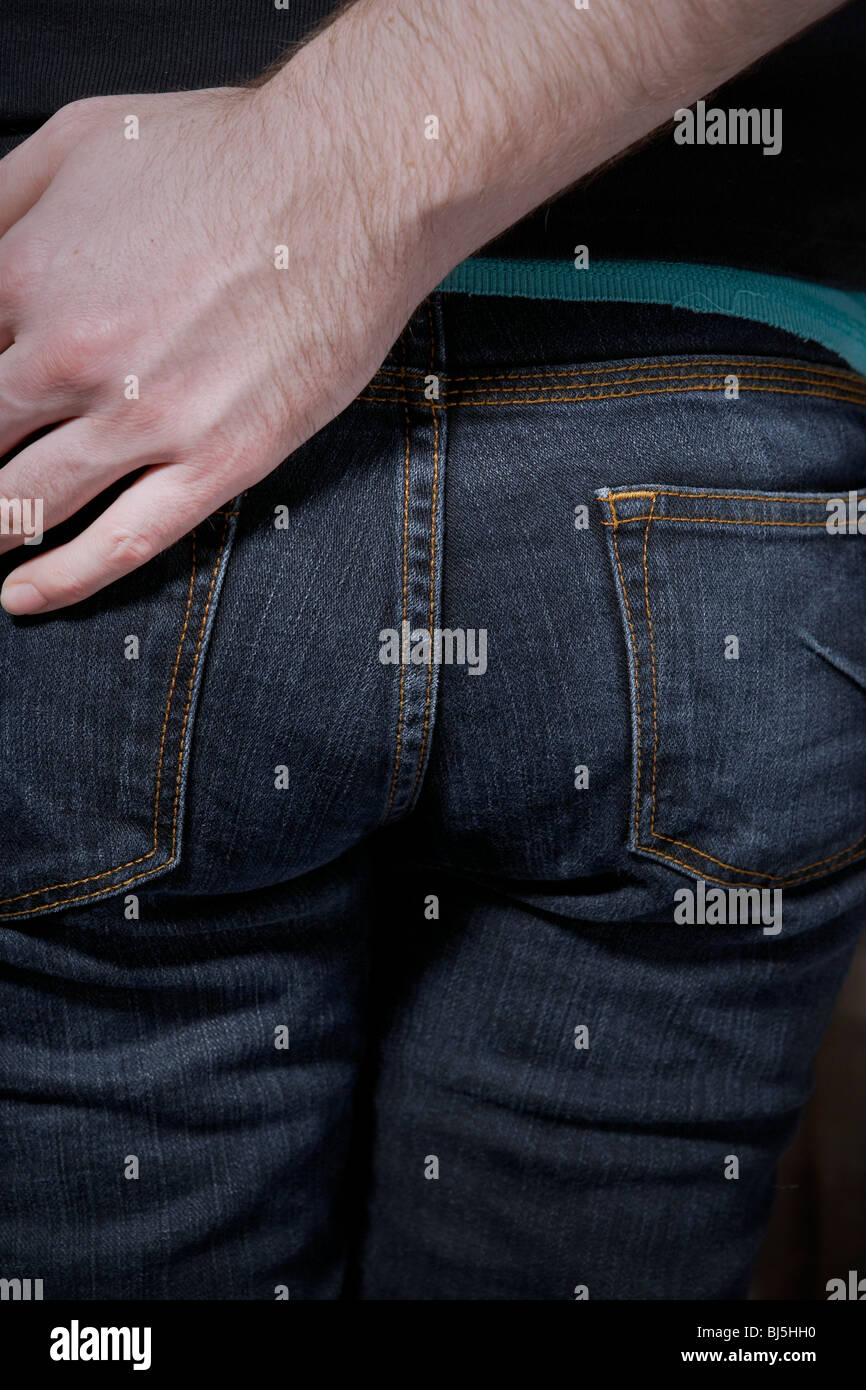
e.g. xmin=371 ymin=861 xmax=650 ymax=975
xmin=1 ymin=580 xmax=49 ymax=614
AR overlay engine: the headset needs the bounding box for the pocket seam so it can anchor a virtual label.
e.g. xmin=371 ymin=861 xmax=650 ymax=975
xmin=0 ymin=510 xmax=234 ymax=920
xmin=606 ymin=488 xmax=866 ymax=888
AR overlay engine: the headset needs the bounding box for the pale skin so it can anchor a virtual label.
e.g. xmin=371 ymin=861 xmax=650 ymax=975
xmin=0 ymin=0 xmax=843 ymax=613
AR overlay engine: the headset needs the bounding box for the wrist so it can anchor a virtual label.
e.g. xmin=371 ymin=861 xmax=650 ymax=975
xmin=253 ymin=4 xmax=490 ymax=303
xmin=252 ymin=0 xmax=846 ymax=312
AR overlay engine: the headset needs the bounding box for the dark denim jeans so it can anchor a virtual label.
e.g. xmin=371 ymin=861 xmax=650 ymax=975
xmin=0 ymin=296 xmax=864 ymax=1300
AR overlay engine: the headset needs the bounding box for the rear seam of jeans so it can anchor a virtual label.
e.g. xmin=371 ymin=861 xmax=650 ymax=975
xmin=380 ymin=348 xmax=412 ymax=825
xmin=407 ymin=299 xmax=441 ymax=806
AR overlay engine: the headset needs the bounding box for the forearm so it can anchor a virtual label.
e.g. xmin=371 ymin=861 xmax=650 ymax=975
xmin=258 ymin=0 xmax=845 ymax=299
xmin=0 ymin=0 xmax=849 ymax=613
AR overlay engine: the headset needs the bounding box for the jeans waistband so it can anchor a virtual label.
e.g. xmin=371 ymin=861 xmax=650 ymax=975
xmin=380 ymin=262 xmax=865 ymax=378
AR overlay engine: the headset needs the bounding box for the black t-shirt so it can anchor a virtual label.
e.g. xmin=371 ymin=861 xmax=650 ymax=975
xmin=0 ymin=0 xmax=863 ymax=289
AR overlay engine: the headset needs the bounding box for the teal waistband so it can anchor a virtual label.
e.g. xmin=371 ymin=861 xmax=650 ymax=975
xmin=435 ymin=257 xmax=866 ymax=378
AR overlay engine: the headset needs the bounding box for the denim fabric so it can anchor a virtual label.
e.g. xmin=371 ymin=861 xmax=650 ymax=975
xmin=598 ymin=484 xmax=865 ymax=888
xmin=0 ymin=296 xmax=864 ymax=1300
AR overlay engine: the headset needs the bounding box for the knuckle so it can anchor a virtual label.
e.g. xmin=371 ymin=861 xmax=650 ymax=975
xmin=0 ymin=349 xmax=43 ymax=412
xmin=105 ymin=526 xmax=159 ymax=570
xmin=0 ymin=255 xmax=34 ymax=309
xmin=35 ymin=324 xmax=112 ymax=392
xmin=35 ymin=95 xmax=120 ymax=163
xmin=0 ymin=229 xmax=49 ymax=309
xmin=50 ymin=96 xmax=104 ymax=132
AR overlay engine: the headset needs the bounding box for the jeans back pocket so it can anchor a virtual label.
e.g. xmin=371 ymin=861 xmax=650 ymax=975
xmin=597 ymin=484 xmax=866 ymax=888
xmin=0 ymin=505 xmax=240 ymax=921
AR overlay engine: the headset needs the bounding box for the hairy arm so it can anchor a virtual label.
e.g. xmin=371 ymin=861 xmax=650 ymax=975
xmin=277 ymin=0 xmax=843 ymax=301
xmin=0 ymin=0 xmax=844 ymax=611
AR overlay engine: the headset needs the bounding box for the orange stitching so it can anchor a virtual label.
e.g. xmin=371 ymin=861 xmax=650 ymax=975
xmin=636 ymin=840 xmax=866 ymax=890
xmin=358 ymin=385 xmax=866 ymax=409
xmin=359 ymin=394 xmax=445 ymax=408
xmin=374 ymin=359 xmax=866 ymax=387
xmin=446 ymin=370 xmax=866 ymax=396
xmin=648 ymin=826 xmax=866 ymax=882
xmin=168 ymin=515 xmax=228 ymax=856
xmin=642 ymin=497 xmax=660 ymax=838
xmin=610 ymin=499 xmax=643 ymax=845
xmin=360 ymin=379 xmax=866 ymax=404
xmin=610 ymin=490 xmax=833 ymax=505
xmin=609 ymin=496 xmax=866 ymax=886
xmin=456 ymin=385 xmax=866 ymax=406
xmin=0 ymin=516 xmax=234 ymax=920
xmin=381 ymin=359 xmax=412 ymax=823
xmin=0 ymin=534 xmax=199 ymax=907
xmin=408 ymin=301 xmax=440 ymax=805
xmin=152 ymin=531 xmax=196 ymax=847
xmin=602 ymin=516 xmax=830 ymax=528
xmin=756 ymin=836 xmax=866 ymax=882
xmin=639 ymin=513 xmax=865 ymax=880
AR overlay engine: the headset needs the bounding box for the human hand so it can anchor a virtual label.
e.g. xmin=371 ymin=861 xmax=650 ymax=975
xmin=1 ymin=0 xmax=840 ymax=616
xmin=0 ymin=82 xmax=432 ymax=612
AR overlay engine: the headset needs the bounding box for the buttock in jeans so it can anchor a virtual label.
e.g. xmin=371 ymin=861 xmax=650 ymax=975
xmin=0 ymin=296 xmax=863 ymax=1299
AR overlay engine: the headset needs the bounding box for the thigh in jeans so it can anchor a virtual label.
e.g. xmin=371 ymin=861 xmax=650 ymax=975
xmin=359 ymin=301 xmax=866 ymax=1299
xmin=0 ymin=393 xmax=427 ymax=1299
